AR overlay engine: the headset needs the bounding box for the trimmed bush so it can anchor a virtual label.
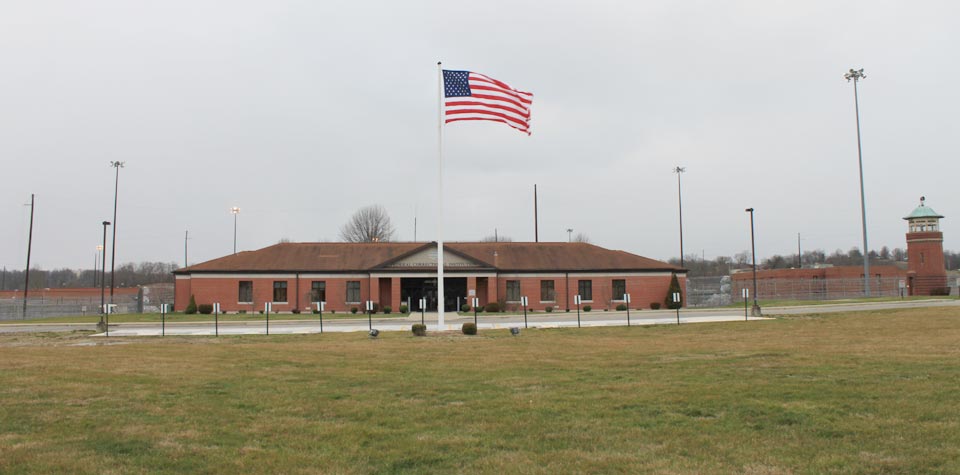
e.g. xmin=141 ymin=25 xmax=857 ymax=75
xmin=412 ymin=323 xmax=427 ymax=336
xmin=545 ymin=306 xmax=553 ymax=313
xmin=351 ymin=307 xmax=358 ymax=314
xmin=477 ymin=305 xmax=485 ymax=313
xmin=383 ymin=306 xmax=392 ymax=314
xmin=312 ymin=309 xmax=320 ymax=314
xmin=650 ymin=302 xmax=661 ymax=310
xmin=292 ymin=308 xmax=301 ymax=314
xmin=185 ymin=295 xmax=198 ymax=315
xmin=665 ymin=273 xmax=684 ymax=309
xmin=931 ymin=287 xmax=951 ymax=296
xmin=461 ymin=303 xmax=471 ymax=312
xmin=484 ymin=302 xmax=500 ymax=313
xmin=399 ymin=304 xmax=408 ymax=314
xmin=616 ymin=304 xmax=628 ymax=311
xmin=239 ymin=310 xmax=247 ymax=314
xmin=462 ymin=322 xmax=478 ymax=335
xmin=198 ymin=304 xmax=213 ymax=314
xmin=583 ymin=305 xmax=592 ymax=312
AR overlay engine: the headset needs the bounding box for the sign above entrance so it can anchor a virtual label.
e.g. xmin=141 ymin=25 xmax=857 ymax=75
xmin=382 ymin=247 xmax=488 ymax=269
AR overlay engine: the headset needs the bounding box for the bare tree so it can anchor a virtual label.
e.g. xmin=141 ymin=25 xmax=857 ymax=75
xmin=340 ymin=205 xmax=396 ymax=242
xmin=481 ymin=234 xmax=513 ymax=242
xmin=572 ymin=232 xmax=591 ymax=243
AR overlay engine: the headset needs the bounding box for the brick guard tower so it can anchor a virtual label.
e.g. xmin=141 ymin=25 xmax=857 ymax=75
xmin=904 ymin=197 xmax=947 ymax=295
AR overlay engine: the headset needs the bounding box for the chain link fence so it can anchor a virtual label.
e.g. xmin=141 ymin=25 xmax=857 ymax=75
xmin=0 ymin=284 xmax=174 ymax=321
xmin=686 ymin=275 xmax=956 ymax=307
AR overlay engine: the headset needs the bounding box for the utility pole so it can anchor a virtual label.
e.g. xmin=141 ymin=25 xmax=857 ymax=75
xmin=184 ymin=230 xmax=189 ymax=268
xmin=534 ymin=184 xmax=539 ymax=243
xmin=797 ymin=233 xmax=802 ymax=268
xmin=567 ymin=228 xmax=573 ymax=243
xmin=23 ymin=194 xmax=35 ymax=319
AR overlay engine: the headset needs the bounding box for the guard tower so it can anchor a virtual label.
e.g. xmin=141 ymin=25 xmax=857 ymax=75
xmin=903 ymin=197 xmax=947 ymax=295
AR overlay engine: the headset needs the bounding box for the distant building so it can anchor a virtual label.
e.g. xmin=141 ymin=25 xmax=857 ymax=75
xmin=173 ymin=242 xmax=686 ymax=313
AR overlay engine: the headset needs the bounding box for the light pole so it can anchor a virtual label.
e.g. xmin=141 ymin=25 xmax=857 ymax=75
xmin=674 ymin=167 xmax=686 ymax=268
xmin=567 ymin=228 xmax=573 ymax=242
xmin=745 ymin=208 xmax=760 ymax=316
xmin=108 ymin=161 xmax=124 ymax=303
xmin=23 ymin=194 xmax=35 ymax=319
xmin=231 ymin=207 xmax=240 ymax=254
xmin=844 ymin=68 xmax=870 ymax=297
xmin=100 ymin=221 xmax=111 ymax=326
xmin=94 ymin=245 xmax=103 ymax=286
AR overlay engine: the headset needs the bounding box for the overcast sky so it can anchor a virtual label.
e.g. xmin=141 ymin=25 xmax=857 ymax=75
xmin=2 ymin=0 xmax=958 ymax=272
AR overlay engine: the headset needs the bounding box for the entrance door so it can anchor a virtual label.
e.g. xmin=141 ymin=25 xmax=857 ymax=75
xmin=400 ymin=277 xmax=469 ymax=311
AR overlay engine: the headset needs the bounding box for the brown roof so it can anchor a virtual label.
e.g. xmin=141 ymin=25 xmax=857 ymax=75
xmin=175 ymin=242 xmax=684 ymax=274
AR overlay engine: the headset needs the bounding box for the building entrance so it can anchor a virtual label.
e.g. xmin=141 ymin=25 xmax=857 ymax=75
xmin=400 ymin=277 xmax=467 ymax=312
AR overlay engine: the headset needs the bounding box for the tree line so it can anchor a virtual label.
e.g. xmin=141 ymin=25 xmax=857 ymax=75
xmin=0 ymin=262 xmax=179 ymax=291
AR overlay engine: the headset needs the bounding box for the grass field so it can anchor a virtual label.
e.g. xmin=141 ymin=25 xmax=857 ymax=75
xmin=1 ymin=307 xmax=959 ymax=474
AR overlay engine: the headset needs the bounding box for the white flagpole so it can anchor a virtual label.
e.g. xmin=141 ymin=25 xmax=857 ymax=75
xmin=437 ymin=61 xmax=445 ymax=330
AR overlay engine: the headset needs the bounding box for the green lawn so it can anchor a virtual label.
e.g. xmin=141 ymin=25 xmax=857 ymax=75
xmin=1 ymin=307 xmax=959 ymax=474
xmin=0 ymin=311 xmax=412 ymax=325
xmin=725 ymin=295 xmax=955 ymax=308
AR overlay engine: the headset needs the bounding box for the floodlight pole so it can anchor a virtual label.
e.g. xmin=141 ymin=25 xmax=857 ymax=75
xmin=100 ymin=221 xmax=110 ymax=328
xmin=22 ymin=194 xmax=35 ymax=319
xmin=674 ymin=167 xmax=686 ymax=268
xmin=845 ymin=68 xmax=870 ymax=297
xmin=109 ymin=161 xmax=124 ymax=304
xmin=746 ymin=208 xmax=760 ymax=316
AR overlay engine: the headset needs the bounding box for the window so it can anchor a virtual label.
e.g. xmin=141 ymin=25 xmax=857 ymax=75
xmin=578 ymin=280 xmax=593 ymax=301
xmin=920 ymin=252 xmax=925 ymax=265
xmin=346 ymin=281 xmax=361 ymax=303
xmin=612 ymin=279 xmax=626 ymax=300
xmin=506 ymin=280 xmax=521 ymax=302
xmin=310 ymin=281 xmax=326 ymax=302
xmin=238 ymin=281 xmax=253 ymax=303
xmin=273 ymin=281 xmax=288 ymax=302
xmin=540 ymin=280 xmax=556 ymax=301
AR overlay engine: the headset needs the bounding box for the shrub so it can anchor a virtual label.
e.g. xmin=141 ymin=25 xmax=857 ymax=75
xmin=497 ymin=298 xmax=507 ymax=312
xmin=650 ymin=302 xmax=661 ymax=310
xmin=198 ymin=305 xmax=213 ymax=315
xmin=399 ymin=304 xmax=408 ymax=313
xmin=484 ymin=302 xmax=500 ymax=313
xmin=545 ymin=306 xmax=553 ymax=313
xmin=477 ymin=305 xmax=485 ymax=313
xmin=185 ymin=295 xmax=198 ymax=314
xmin=312 ymin=309 xmax=320 ymax=314
xmin=616 ymin=304 xmax=627 ymax=311
xmin=351 ymin=307 xmax=358 ymax=314
xmin=583 ymin=305 xmax=592 ymax=312
xmin=462 ymin=322 xmax=477 ymax=335
xmin=931 ymin=287 xmax=951 ymax=296
xmin=461 ymin=303 xmax=471 ymax=312
xmin=411 ymin=323 xmax=427 ymax=336
xmin=239 ymin=310 xmax=247 ymax=314
xmin=221 ymin=310 xmax=228 ymax=315
xmin=258 ymin=310 xmax=264 ymax=314
xmin=291 ymin=308 xmax=300 ymax=314
xmin=331 ymin=309 xmax=336 ymax=314
xmin=665 ymin=273 xmax=683 ymax=309
xmin=383 ymin=306 xmax=392 ymax=314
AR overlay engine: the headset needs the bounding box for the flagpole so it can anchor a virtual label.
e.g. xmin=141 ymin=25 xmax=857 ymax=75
xmin=437 ymin=61 xmax=445 ymax=330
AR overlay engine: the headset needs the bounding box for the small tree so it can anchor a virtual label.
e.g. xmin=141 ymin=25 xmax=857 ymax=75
xmin=185 ymin=295 xmax=198 ymax=314
xmin=664 ymin=273 xmax=683 ymax=309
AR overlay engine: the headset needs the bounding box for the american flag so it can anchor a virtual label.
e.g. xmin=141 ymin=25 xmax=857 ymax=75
xmin=443 ymin=70 xmax=533 ymax=135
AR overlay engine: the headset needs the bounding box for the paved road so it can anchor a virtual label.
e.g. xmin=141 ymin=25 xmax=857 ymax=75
xmin=1 ymin=299 xmax=957 ymax=336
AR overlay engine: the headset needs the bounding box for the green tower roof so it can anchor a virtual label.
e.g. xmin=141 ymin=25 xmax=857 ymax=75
xmin=903 ymin=197 xmax=944 ymax=220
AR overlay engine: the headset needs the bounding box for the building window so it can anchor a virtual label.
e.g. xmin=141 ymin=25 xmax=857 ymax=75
xmin=346 ymin=281 xmax=361 ymax=303
xmin=920 ymin=252 xmax=925 ymax=265
xmin=540 ymin=280 xmax=556 ymax=301
xmin=273 ymin=281 xmax=288 ymax=302
xmin=238 ymin=281 xmax=253 ymax=303
xmin=578 ymin=280 xmax=593 ymax=301
xmin=310 ymin=281 xmax=326 ymax=302
xmin=612 ymin=279 xmax=626 ymax=300
xmin=506 ymin=280 xmax=521 ymax=302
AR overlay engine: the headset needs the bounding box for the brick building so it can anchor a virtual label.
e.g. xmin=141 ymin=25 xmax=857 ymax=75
xmin=173 ymin=242 xmax=686 ymax=313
